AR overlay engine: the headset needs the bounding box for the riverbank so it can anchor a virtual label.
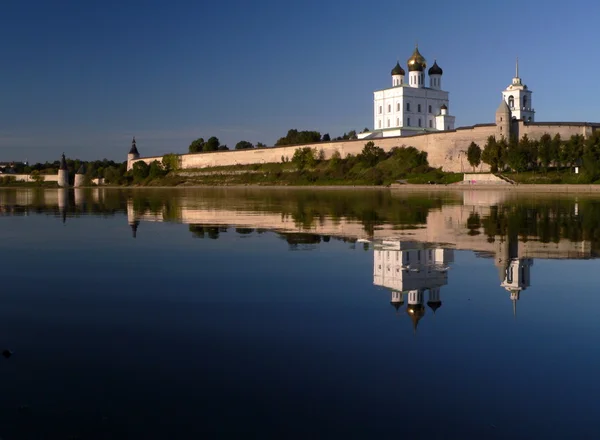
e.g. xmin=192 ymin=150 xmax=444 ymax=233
xmin=391 ymin=183 xmax=600 ymax=193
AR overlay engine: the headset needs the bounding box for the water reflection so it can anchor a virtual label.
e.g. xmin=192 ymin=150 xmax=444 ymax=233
xmin=373 ymin=241 xmax=453 ymax=331
xmin=2 ymin=187 xmax=600 ymax=437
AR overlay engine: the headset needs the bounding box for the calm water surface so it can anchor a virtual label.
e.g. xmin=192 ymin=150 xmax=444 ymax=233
xmin=1 ymin=187 xmax=600 ymax=439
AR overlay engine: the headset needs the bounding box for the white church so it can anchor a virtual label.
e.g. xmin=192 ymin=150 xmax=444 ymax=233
xmin=359 ymin=46 xmax=535 ymax=139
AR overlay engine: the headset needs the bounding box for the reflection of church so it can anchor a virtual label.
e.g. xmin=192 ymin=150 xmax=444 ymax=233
xmin=373 ymin=241 xmax=454 ymax=331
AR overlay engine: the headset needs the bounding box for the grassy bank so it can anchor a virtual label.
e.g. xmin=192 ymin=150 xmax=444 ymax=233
xmin=501 ymin=169 xmax=595 ymax=185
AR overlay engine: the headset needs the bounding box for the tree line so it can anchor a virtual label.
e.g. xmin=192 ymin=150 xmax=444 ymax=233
xmin=187 ymin=128 xmax=368 ymax=154
xmin=466 ymin=131 xmax=600 ymax=180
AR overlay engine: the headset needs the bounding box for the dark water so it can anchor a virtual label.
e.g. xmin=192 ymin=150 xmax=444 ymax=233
xmin=1 ymin=187 xmax=600 ymax=439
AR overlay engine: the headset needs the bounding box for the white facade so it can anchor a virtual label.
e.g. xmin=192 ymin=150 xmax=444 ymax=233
xmin=502 ymin=58 xmax=535 ymax=122
xmin=364 ymin=47 xmax=455 ymax=139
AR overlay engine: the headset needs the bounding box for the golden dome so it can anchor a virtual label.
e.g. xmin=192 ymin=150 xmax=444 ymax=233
xmin=407 ymin=46 xmax=426 ymax=72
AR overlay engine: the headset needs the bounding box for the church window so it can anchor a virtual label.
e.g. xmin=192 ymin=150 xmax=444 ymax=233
xmin=418 ymin=104 xmax=421 ymax=112
xmin=407 ymin=117 xmax=411 ymax=126
xmin=447 ymin=125 xmax=450 ymax=130
xmin=387 ymin=119 xmax=390 ymax=127
xmin=523 ymin=96 xmax=528 ymax=109
xmin=378 ymin=106 xmax=382 ymax=114
xmin=428 ymin=105 xmax=432 ymax=113
xmin=396 ymin=118 xmax=399 ymax=126
xmin=388 ymin=104 xmax=391 ymax=112
xmin=418 ymin=119 xmax=422 ymax=127
xmin=429 ymin=120 xmax=432 ymax=128
xmin=508 ymin=95 xmax=514 ymax=109
xmin=378 ymin=120 xmax=381 ymax=129
xmin=397 ymin=103 xmax=400 ymax=111
xmin=406 ymin=103 xmax=410 ymax=111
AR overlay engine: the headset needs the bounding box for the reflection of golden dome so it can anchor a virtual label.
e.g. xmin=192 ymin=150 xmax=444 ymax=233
xmin=407 ymin=46 xmax=426 ymax=72
xmin=406 ymin=304 xmax=425 ymax=332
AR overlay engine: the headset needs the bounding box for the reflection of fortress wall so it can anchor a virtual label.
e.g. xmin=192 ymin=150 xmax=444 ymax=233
xmin=126 ymin=196 xmax=593 ymax=261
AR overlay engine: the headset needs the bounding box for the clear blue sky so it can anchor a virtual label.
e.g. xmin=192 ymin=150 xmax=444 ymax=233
xmin=0 ymin=0 xmax=598 ymax=163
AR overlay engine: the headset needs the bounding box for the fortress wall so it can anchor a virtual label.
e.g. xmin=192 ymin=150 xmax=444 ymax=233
xmin=0 ymin=174 xmax=60 ymax=183
xmin=129 ymin=124 xmax=498 ymax=173
xmin=128 ymin=121 xmax=600 ymax=174
xmin=517 ymin=122 xmax=593 ymax=140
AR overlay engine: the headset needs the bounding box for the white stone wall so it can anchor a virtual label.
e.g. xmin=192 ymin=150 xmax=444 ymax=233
xmin=0 ymin=174 xmax=60 ymax=183
xmin=128 ymin=121 xmax=600 ymax=175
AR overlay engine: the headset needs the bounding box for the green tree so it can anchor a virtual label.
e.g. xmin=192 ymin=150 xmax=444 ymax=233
xmin=322 ymin=133 xmax=331 ymax=142
xmin=275 ymin=129 xmax=321 ymax=146
xmin=467 ymin=142 xmax=481 ymax=171
xmin=162 ymin=154 xmax=180 ymax=172
xmin=291 ymin=147 xmax=317 ymax=170
xmin=506 ymin=136 xmax=527 ymax=172
xmin=481 ymin=136 xmax=503 ymax=172
xmin=551 ymin=133 xmax=563 ymax=168
xmin=358 ymin=141 xmax=386 ymax=167
xmin=30 ymin=170 xmax=45 ymax=184
xmin=132 ymin=161 xmax=150 ymax=182
xmin=582 ymin=131 xmax=600 ymax=181
xmin=538 ymin=133 xmax=553 ymax=172
xmin=256 ymin=142 xmax=267 ymax=148
xmin=148 ymin=160 xmax=166 ymax=179
xmin=203 ymin=136 xmax=220 ymax=152
xmin=235 ymin=140 xmax=254 ymax=150
xmin=189 ymin=138 xmax=205 ymax=153
xmin=563 ymin=134 xmax=585 ymax=170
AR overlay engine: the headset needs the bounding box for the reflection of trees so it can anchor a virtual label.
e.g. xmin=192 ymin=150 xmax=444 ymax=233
xmin=467 ymin=212 xmax=481 ymax=236
xmin=478 ymin=199 xmax=600 ymax=252
xmin=128 ymin=188 xmax=451 ymax=236
xmin=236 ymin=228 xmax=254 ymax=235
xmin=189 ymin=225 xmax=222 ymax=239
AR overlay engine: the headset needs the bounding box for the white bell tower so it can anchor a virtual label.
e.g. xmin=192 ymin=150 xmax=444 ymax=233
xmin=502 ymin=58 xmax=535 ymax=122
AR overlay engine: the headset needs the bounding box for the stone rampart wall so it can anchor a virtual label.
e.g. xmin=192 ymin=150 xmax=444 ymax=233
xmin=517 ymin=122 xmax=599 ymax=140
xmin=0 ymin=174 xmax=60 ymax=183
xmin=128 ymin=121 xmax=599 ymax=174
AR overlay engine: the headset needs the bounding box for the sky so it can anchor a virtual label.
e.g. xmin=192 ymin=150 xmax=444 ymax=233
xmin=0 ymin=0 xmax=599 ymax=163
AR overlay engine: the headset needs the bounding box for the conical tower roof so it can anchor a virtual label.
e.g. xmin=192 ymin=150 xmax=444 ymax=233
xmin=59 ymin=153 xmax=67 ymax=170
xmin=497 ymin=99 xmax=511 ymax=114
xmin=76 ymin=164 xmax=85 ymax=175
xmin=129 ymin=137 xmax=139 ymax=155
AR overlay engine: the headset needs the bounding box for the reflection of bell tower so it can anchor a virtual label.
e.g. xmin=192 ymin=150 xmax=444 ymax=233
xmin=501 ymin=257 xmax=533 ymax=317
xmin=406 ymin=289 xmax=425 ymax=333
